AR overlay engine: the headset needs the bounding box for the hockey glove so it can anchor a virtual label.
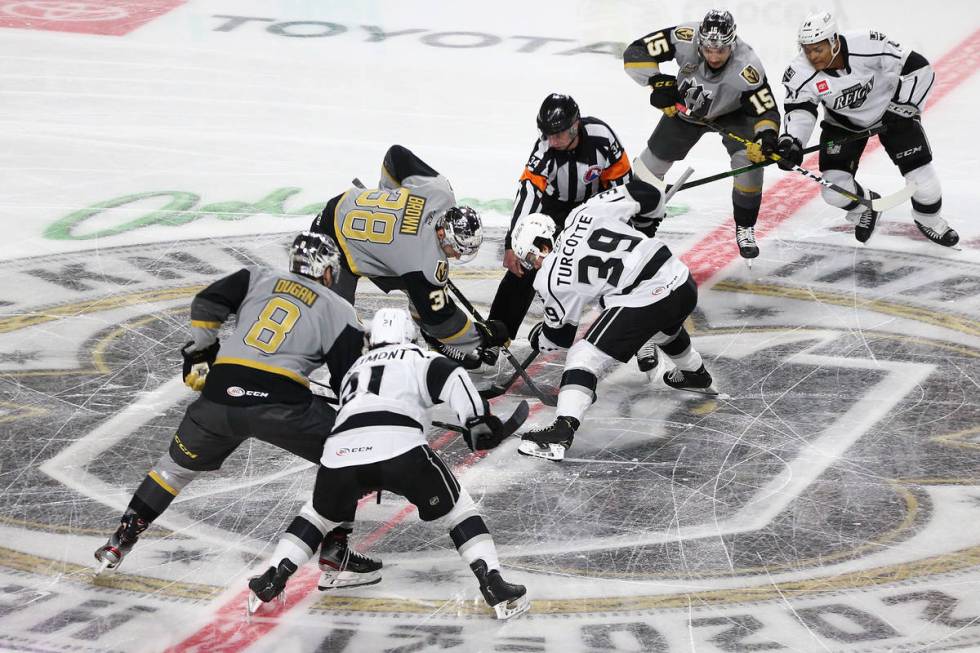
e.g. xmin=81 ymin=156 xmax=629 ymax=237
xmin=648 ymin=74 xmax=680 ymax=117
xmin=774 ymin=134 xmax=803 ymax=171
xmin=528 ymin=322 xmax=563 ymax=354
xmin=181 ymin=340 xmax=219 ymax=391
xmin=746 ymin=130 xmax=778 ymax=164
xmin=463 ymin=412 xmax=506 ymax=451
xmin=475 ymin=319 xmax=509 ymax=348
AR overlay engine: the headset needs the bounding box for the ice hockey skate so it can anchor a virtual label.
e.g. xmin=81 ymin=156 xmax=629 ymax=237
xmin=914 ymin=215 xmax=960 ymax=248
xmin=317 ymin=529 xmax=382 ymax=590
xmin=853 ymin=191 xmax=881 ymax=243
xmin=471 ymin=559 xmax=529 ymax=620
xmin=735 ymin=225 xmax=759 ymax=261
xmin=636 ymin=340 xmax=660 ymax=374
xmin=247 ymin=558 xmax=297 ymax=615
xmin=93 ymin=512 xmax=148 ymax=574
xmin=518 ymin=416 xmax=578 ymax=461
xmin=663 ymin=365 xmax=720 ymax=396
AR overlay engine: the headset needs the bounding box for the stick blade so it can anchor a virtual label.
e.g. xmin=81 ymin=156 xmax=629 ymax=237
xmin=871 ymin=182 xmax=917 ymax=211
xmin=501 ymin=400 xmax=530 ymax=437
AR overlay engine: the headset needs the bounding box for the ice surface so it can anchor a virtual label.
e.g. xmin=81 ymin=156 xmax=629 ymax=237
xmin=1 ymin=1 xmax=979 ymax=651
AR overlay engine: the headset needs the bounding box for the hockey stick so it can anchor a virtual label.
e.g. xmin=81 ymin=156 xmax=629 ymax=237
xmin=445 ymin=279 xmax=557 ymax=406
xmin=478 ymin=349 xmax=540 ymax=400
xmin=667 ymin=126 xmax=887 ymax=193
xmin=673 ymin=107 xmax=914 ymax=211
xmin=431 ymin=400 xmax=530 ymax=439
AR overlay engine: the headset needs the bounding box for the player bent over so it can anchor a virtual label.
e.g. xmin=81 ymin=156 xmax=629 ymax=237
xmin=771 ymin=12 xmax=958 ymax=247
xmin=247 ymin=308 xmax=530 ymax=620
xmin=94 ymin=232 xmax=380 ymax=588
xmin=310 ymin=144 xmax=508 ymax=369
xmin=512 ymin=180 xmax=716 ymax=462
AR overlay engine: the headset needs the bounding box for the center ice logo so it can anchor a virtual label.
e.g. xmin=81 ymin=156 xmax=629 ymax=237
xmin=0 ymin=0 xmax=186 ymax=36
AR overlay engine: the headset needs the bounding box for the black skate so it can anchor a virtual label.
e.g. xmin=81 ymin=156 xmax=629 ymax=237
xmin=94 ymin=512 xmax=148 ymax=574
xmin=317 ymin=529 xmax=382 ymax=590
xmin=247 ymin=558 xmax=297 ymax=614
xmin=636 ymin=340 xmax=660 ymax=374
xmin=518 ymin=416 xmax=578 ymax=462
xmin=428 ymin=338 xmax=482 ymax=370
xmin=853 ymin=191 xmax=881 ymax=243
xmin=663 ymin=365 xmax=719 ymax=396
xmin=735 ymin=225 xmax=759 ymax=260
xmin=914 ymin=218 xmax=960 ymax=248
xmin=470 ymin=559 xmax=529 ymax=620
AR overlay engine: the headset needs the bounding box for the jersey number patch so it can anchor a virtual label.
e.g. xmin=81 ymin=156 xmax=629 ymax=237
xmin=341 ymin=365 xmax=384 ymax=404
xmin=747 ymin=87 xmax=776 ymax=114
xmin=643 ymin=32 xmax=669 ymax=57
xmin=341 ymin=189 xmax=409 ymax=245
xmin=243 ymin=297 xmax=302 ymax=354
xmin=577 ymin=228 xmax=642 ymax=287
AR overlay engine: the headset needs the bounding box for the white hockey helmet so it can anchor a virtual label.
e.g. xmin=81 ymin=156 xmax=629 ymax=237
xmin=438 ymin=206 xmax=483 ymax=263
xmin=798 ymin=11 xmax=840 ymax=55
xmin=369 ymin=307 xmax=418 ymax=348
xmin=289 ymin=231 xmax=341 ymax=283
xmin=511 ymin=212 xmax=556 ymax=270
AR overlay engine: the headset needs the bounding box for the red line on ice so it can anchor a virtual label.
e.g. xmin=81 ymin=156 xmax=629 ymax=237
xmin=166 ymin=25 xmax=980 ymax=653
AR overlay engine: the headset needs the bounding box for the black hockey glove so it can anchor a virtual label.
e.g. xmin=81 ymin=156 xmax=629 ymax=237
xmin=746 ymin=130 xmax=779 ymax=164
xmin=463 ymin=412 xmax=506 ymax=451
xmin=774 ymin=134 xmax=803 ymax=171
xmin=181 ymin=340 xmax=219 ymax=391
xmin=648 ymin=74 xmax=680 ymax=115
xmin=475 ymin=319 xmax=509 ymax=348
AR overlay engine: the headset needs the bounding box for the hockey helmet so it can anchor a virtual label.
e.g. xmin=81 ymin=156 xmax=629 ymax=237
xmin=698 ymin=9 xmax=737 ymax=50
xmin=536 ymin=93 xmax=580 ymax=136
xmin=369 ymin=307 xmax=418 ymax=348
xmin=511 ymin=212 xmax=556 ymax=270
xmin=289 ymin=231 xmax=341 ymax=282
xmin=439 ymin=206 xmax=483 ymax=263
xmin=798 ymin=11 xmax=840 ymax=55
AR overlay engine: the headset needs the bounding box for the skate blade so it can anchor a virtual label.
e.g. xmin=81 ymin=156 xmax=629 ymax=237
xmin=94 ymin=558 xmax=115 ymax=576
xmin=517 ymin=440 xmax=565 ymax=461
xmin=493 ymin=594 xmax=530 ymax=620
xmin=246 ymin=590 xmax=285 ymax=617
xmin=317 ymin=569 xmax=382 ymax=591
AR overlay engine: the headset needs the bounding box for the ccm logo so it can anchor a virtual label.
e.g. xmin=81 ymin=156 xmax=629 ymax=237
xmin=226 ymin=386 xmax=269 ymax=398
xmin=896 ymin=146 xmax=923 ymax=159
xmin=336 ymin=446 xmax=373 ymax=456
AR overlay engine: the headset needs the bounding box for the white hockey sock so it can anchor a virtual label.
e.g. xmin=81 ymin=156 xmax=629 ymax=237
xmin=665 ymin=347 xmax=703 ymax=372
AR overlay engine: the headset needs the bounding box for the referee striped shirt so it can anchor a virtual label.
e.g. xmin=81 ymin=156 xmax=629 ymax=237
xmin=506 ymin=117 xmax=631 ymax=248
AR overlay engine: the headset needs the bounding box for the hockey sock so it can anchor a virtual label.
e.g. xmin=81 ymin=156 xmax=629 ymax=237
xmin=660 ymin=328 xmax=703 ymax=371
xmin=127 ymin=456 xmax=198 ymax=524
xmin=442 ymin=490 xmax=500 ymax=571
xmin=556 ymin=368 xmax=597 ymax=423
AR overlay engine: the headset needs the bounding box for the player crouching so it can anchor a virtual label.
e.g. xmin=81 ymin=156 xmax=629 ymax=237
xmin=247 ymin=308 xmax=529 ymax=620
xmin=512 ymin=180 xmax=717 ymax=462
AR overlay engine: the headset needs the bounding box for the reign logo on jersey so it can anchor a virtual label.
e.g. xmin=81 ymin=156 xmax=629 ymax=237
xmin=832 ymin=78 xmax=876 ymax=110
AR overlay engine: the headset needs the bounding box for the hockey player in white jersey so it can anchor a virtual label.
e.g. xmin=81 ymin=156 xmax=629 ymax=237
xmin=94 ymin=232 xmax=380 ymax=587
xmin=247 ymin=308 xmax=530 ymax=620
xmin=624 ymin=9 xmax=781 ymax=260
xmin=513 ymin=180 xmax=716 ymax=461
xmin=770 ymin=12 xmax=958 ymax=247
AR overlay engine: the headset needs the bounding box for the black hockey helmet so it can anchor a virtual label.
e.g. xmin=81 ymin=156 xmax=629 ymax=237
xmin=536 ymin=93 xmax=580 ymax=135
xmin=698 ymin=9 xmax=737 ymax=49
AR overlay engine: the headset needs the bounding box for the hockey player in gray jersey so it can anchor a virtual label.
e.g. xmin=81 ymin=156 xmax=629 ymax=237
xmin=769 ymin=12 xmax=958 ymax=247
xmin=624 ymin=9 xmax=780 ymax=260
xmin=310 ymin=145 xmax=508 ymax=369
xmin=94 ymin=232 xmax=381 ymax=588
xmin=247 ymin=308 xmax=530 ymax=620
xmin=511 ymin=180 xmax=716 ymax=462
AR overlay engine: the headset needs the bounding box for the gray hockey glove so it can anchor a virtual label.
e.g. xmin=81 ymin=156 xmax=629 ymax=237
xmin=181 ymin=340 xmax=219 ymax=391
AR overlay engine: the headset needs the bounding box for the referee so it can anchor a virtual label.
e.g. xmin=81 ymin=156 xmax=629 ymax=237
xmin=483 ymin=93 xmax=632 ymax=362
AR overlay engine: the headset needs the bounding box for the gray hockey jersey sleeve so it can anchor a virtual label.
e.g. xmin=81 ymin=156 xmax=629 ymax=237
xmin=623 ymin=23 xmax=697 ymax=85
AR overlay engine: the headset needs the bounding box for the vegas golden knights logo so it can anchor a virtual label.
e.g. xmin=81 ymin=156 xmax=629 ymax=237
xmin=434 ymin=260 xmax=448 ymax=283
xmin=740 ymin=64 xmax=761 ymax=85
xmin=673 ymin=27 xmax=694 ymax=42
